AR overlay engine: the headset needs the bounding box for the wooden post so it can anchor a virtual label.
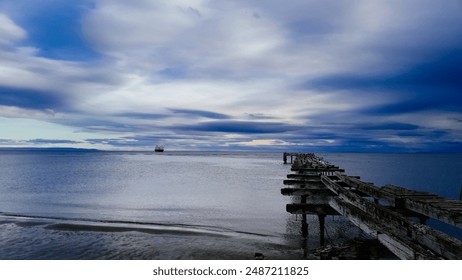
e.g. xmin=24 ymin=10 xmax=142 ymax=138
xmin=302 ymin=214 xmax=308 ymax=237
xmin=302 ymin=237 xmax=308 ymax=259
xmin=319 ymin=214 xmax=326 ymax=246
xmin=283 ymin=153 xmax=287 ymax=164
xmin=459 ymin=185 xmax=462 ymax=201
xmin=301 ymin=195 xmax=308 ymax=237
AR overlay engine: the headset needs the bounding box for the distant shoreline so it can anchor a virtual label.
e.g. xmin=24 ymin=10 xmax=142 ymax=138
xmin=0 ymin=147 xmax=461 ymax=154
xmin=0 ymin=147 xmax=100 ymax=152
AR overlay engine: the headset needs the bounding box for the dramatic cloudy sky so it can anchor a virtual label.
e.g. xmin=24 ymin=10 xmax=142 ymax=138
xmin=0 ymin=0 xmax=461 ymax=151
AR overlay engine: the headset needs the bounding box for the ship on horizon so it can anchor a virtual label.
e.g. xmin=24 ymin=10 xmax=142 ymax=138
xmin=154 ymin=145 xmax=164 ymax=152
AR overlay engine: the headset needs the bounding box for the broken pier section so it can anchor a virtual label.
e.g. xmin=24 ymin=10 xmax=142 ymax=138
xmin=282 ymin=153 xmax=462 ymax=259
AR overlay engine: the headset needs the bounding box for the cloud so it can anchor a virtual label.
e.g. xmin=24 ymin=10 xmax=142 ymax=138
xmin=0 ymin=13 xmax=26 ymax=44
xmin=0 ymin=105 xmax=55 ymax=120
xmin=85 ymin=133 xmax=233 ymax=150
xmin=245 ymin=113 xmax=276 ymax=120
xmin=116 ymin=113 xmax=168 ymax=120
xmin=0 ymin=86 xmax=63 ymax=110
xmin=168 ymin=108 xmax=230 ymax=119
xmin=82 ymin=0 xmax=289 ymax=79
xmin=0 ymin=0 xmax=462 ymax=151
xmin=304 ymin=52 xmax=462 ymax=130
xmin=26 ymin=139 xmax=82 ymax=145
xmin=360 ymin=122 xmax=420 ymax=131
xmin=310 ymin=51 xmax=462 ymax=95
xmin=0 ymin=138 xmax=18 ymax=145
xmin=175 ymin=120 xmax=300 ymax=134
xmin=1 ymin=0 xmax=97 ymax=60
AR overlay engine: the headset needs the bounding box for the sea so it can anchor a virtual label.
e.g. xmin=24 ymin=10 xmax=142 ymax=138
xmin=0 ymin=150 xmax=461 ymax=260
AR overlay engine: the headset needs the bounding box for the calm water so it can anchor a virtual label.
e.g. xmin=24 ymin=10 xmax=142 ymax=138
xmin=0 ymin=151 xmax=461 ymax=259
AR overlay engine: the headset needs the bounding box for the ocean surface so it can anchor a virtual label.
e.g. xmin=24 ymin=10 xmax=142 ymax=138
xmin=0 ymin=151 xmax=461 ymax=259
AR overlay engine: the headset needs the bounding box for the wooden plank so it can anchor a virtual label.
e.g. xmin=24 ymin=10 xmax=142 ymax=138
xmin=339 ymin=175 xmax=396 ymax=202
xmin=287 ymin=174 xmax=321 ymax=179
xmin=341 ymin=175 xmax=462 ymax=228
xmin=403 ymin=199 xmax=462 ymax=229
xmin=377 ymin=234 xmax=437 ymax=260
xmin=283 ymin=179 xmax=324 ymax=187
xmin=424 ymin=203 xmax=462 ymax=209
xmin=394 ymin=195 xmax=440 ymax=199
xmin=329 ymin=198 xmax=439 ymax=259
xmin=321 ymin=175 xmax=462 ymax=259
xmin=286 ymin=203 xmax=338 ymax=215
xmin=281 ymin=188 xmax=333 ymax=196
xmin=291 ymin=167 xmax=345 ymax=172
xmin=281 ymin=187 xmax=367 ymax=198
xmin=328 ymin=198 xmax=377 ymax=236
xmin=382 ymin=185 xmax=434 ymax=196
xmin=301 ymin=195 xmax=332 ymax=204
xmin=409 ymin=198 xmax=448 ymax=204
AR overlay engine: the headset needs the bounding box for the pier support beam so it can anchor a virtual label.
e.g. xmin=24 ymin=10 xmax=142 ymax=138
xmin=319 ymin=214 xmax=326 ymax=246
xmin=301 ymin=195 xmax=308 ymax=237
xmin=302 ymin=214 xmax=308 ymax=237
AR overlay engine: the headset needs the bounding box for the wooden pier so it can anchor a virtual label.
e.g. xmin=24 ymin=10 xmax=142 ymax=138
xmin=282 ymin=153 xmax=462 ymax=259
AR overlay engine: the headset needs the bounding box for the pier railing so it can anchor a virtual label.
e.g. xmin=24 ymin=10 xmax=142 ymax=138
xmin=282 ymin=153 xmax=462 ymax=259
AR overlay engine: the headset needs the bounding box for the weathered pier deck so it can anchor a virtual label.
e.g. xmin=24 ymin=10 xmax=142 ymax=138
xmin=282 ymin=153 xmax=462 ymax=259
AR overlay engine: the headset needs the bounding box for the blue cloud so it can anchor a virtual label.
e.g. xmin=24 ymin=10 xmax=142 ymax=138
xmin=159 ymin=68 xmax=187 ymax=79
xmin=362 ymin=101 xmax=432 ymax=115
xmin=86 ymin=135 xmax=186 ymax=148
xmin=267 ymin=121 xmax=457 ymax=152
xmin=309 ymin=50 xmax=462 ymax=115
xmin=26 ymin=139 xmax=81 ymax=144
xmin=9 ymin=0 xmax=98 ymax=61
xmin=85 ymin=138 xmax=136 ymax=147
xmin=245 ymin=113 xmax=276 ymax=120
xmin=117 ymin=113 xmax=168 ymax=120
xmin=65 ymin=119 xmax=142 ymax=133
xmin=396 ymin=130 xmax=448 ymax=138
xmin=394 ymin=51 xmax=462 ymax=90
xmin=360 ymin=122 xmax=420 ymax=131
xmin=0 ymin=139 xmax=17 ymax=145
xmin=310 ymin=51 xmax=462 ymax=93
xmin=169 ymin=109 xmax=231 ymax=119
xmin=175 ymin=121 xmax=300 ymax=134
xmin=0 ymin=86 xmax=62 ymax=110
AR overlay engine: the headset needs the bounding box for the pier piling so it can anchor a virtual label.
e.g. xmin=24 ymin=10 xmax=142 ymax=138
xmin=318 ymin=214 xmax=326 ymax=246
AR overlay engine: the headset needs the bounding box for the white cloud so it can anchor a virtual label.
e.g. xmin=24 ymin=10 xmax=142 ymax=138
xmin=0 ymin=105 xmax=55 ymax=119
xmin=76 ymin=0 xmax=363 ymax=121
xmin=0 ymin=13 xmax=26 ymax=45
xmin=83 ymin=0 xmax=287 ymax=78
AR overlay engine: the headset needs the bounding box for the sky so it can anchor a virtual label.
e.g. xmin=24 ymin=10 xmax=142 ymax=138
xmin=0 ymin=0 xmax=461 ymax=152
